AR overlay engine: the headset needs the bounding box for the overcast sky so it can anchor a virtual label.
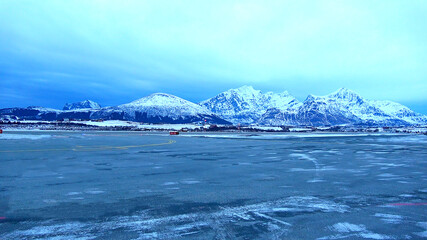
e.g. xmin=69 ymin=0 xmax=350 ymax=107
xmin=1 ymin=0 xmax=426 ymax=113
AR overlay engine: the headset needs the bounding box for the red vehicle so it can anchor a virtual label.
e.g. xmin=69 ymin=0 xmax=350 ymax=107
xmin=169 ymin=131 xmax=179 ymax=135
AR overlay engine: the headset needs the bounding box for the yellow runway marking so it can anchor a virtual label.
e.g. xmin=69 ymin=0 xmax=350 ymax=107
xmin=0 ymin=140 xmax=176 ymax=153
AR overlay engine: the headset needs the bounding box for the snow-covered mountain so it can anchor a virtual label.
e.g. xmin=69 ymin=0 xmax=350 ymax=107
xmin=115 ymin=93 xmax=229 ymax=124
xmin=200 ymin=85 xmax=301 ymax=124
xmin=0 ymin=94 xmax=230 ymax=124
xmin=258 ymin=88 xmax=427 ymax=126
xmin=200 ymin=86 xmax=426 ymax=126
xmin=63 ymin=100 xmax=100 ymax=110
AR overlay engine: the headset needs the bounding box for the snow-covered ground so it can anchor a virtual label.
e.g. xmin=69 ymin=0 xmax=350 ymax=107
xmin=75 ymin=120 xmax=139 ymax=127
xmin=394 ymin=128 xmax=427 ymax=133
xmin=289 ymin=128 xmax=313 ymax=132
xmin=76 ymin=120 xmax=202 ymax=130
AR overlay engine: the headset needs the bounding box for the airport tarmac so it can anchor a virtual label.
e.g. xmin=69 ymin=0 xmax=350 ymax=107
xmin=0 ymin=131 xmax=426 ymax=239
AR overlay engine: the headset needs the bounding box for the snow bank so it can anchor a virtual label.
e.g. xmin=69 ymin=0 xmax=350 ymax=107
xmin=76 ymin=120 xmax=138 ymax=127
xmin=139 ymin=124 xmax=200 ymax=130
xmin=250 ymin=126 xmax=283 ymax=131
xmin=75 ymin=120 xmax=202 ymax=130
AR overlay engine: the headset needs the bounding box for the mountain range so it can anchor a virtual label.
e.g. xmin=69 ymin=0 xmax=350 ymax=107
xmin=201 ymin=86 xmax=427 ymax=126
xmin=1 ymin=86 xmax=426 ymax=126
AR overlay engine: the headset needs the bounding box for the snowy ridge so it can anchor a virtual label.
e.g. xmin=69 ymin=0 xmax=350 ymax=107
xmin=200 ymin=86 xmax=301 ymax=124
xmin=114 ymin=93 xmax=228 ymax=123
xmin=118 ymin=93 xmax=212 ymax=118
xmin=259 ymin=88 xmax=427 ymax=126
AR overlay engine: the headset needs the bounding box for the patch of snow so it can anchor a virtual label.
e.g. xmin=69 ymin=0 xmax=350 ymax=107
xmin=75 ymin=120 xmax=203 ymax=130
xmin=331 ymin=222 xmax=366 ymax=233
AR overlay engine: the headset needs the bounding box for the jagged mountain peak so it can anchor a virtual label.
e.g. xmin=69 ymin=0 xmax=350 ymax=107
xmin=303 ymin=94 xmax=320 ymax=103
xmin=333 ymin=87 xmax=353 ymax=94
xmin=200 ymin=86 xmax=300 ymax=124
xmin=234 ymin=85 xmax=257 ymax=92
xmin=328 ymin=88 xmax=362 ymax=100
xmin=281 ymin=90 xmax=290 ymax=96
xmin=303 ymin=88 xmax=363 ymax=103
xmin=226 ymin=85 xmax=262 ymax=98
xmin=63 ymin=100 xmax=101 ymax=110
xmin=305 ymin=94 xmax=316 ymax=100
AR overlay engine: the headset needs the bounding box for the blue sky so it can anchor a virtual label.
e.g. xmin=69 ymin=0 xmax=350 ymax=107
xmin=0 ymin=0 xmax=426 ymax=113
